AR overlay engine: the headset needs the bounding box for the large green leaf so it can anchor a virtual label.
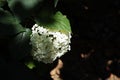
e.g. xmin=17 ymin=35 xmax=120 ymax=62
xmin=9 ymin=28 xmax=32 ymax=60
xmin=0 ymin=8 xmax=25 ymax=40
xmin=35 ymin=11 xmax=72 ymax=34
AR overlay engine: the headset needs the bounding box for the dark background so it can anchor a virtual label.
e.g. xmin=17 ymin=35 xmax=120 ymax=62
xmin=0 ymin=0 xmax=120 ymax=80
xmin=57 ymin=0 xmax=120 ymax=80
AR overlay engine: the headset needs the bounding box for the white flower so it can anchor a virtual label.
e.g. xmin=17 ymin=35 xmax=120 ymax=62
xmin=30 ymin=24 xmax=72 ymax=63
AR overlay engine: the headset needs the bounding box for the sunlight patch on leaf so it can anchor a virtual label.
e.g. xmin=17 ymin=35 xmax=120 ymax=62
xmin=25 ymin=61 xmax=36 ymax=69
xmin=35 ymin=11 xmax=72 ymax=35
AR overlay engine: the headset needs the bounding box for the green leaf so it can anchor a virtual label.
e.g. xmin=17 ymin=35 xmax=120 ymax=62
xmin=35 ymin=11 xmax=72 ymax=34
xmin=7 ymin=0 xmax=33 ymax=21
xmin=7 ymin=0 xmax=44 ymax=21
xmin=7 ymin=0 xmax=55 ymax=22
xmin=25 ymin=61 xmax=36 ymax=69
xmin=9 ymin=28 xmax=32 ymax=60
xmin=7 ymin=0 xmax=43 ymax=9
xmin=0 ymin=8 xmax=25 ymax=39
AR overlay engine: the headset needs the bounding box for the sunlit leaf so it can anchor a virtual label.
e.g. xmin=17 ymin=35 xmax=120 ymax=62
xmin=25 ymin=61 xmax=36 ymax=69
xmin=35 ymin=11 xmax=72 ymax=34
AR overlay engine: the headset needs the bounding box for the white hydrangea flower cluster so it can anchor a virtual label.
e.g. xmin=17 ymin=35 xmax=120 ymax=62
xmin=30 ymin=24 xmax=72 ymax=63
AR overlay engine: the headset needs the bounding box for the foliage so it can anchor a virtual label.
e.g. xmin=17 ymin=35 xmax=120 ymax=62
xmin=0 ymin=0 xmax=71 ymax=69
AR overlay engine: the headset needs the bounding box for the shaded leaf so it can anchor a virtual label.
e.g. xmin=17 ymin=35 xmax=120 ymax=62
xmin=0 ymin=0 xmax=6 ymax=7
xmin=0 ymin=8 xmax=25 ymax=40
xmin=7 ymin=0 xmax=34 ymax=21
xmin=9 ymin=28 xmax=32 ymax=60
xmin=7 ymin=0 xmax=53 ymax=21
xmin=7 ymin=0 xmax=43 ymax=10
